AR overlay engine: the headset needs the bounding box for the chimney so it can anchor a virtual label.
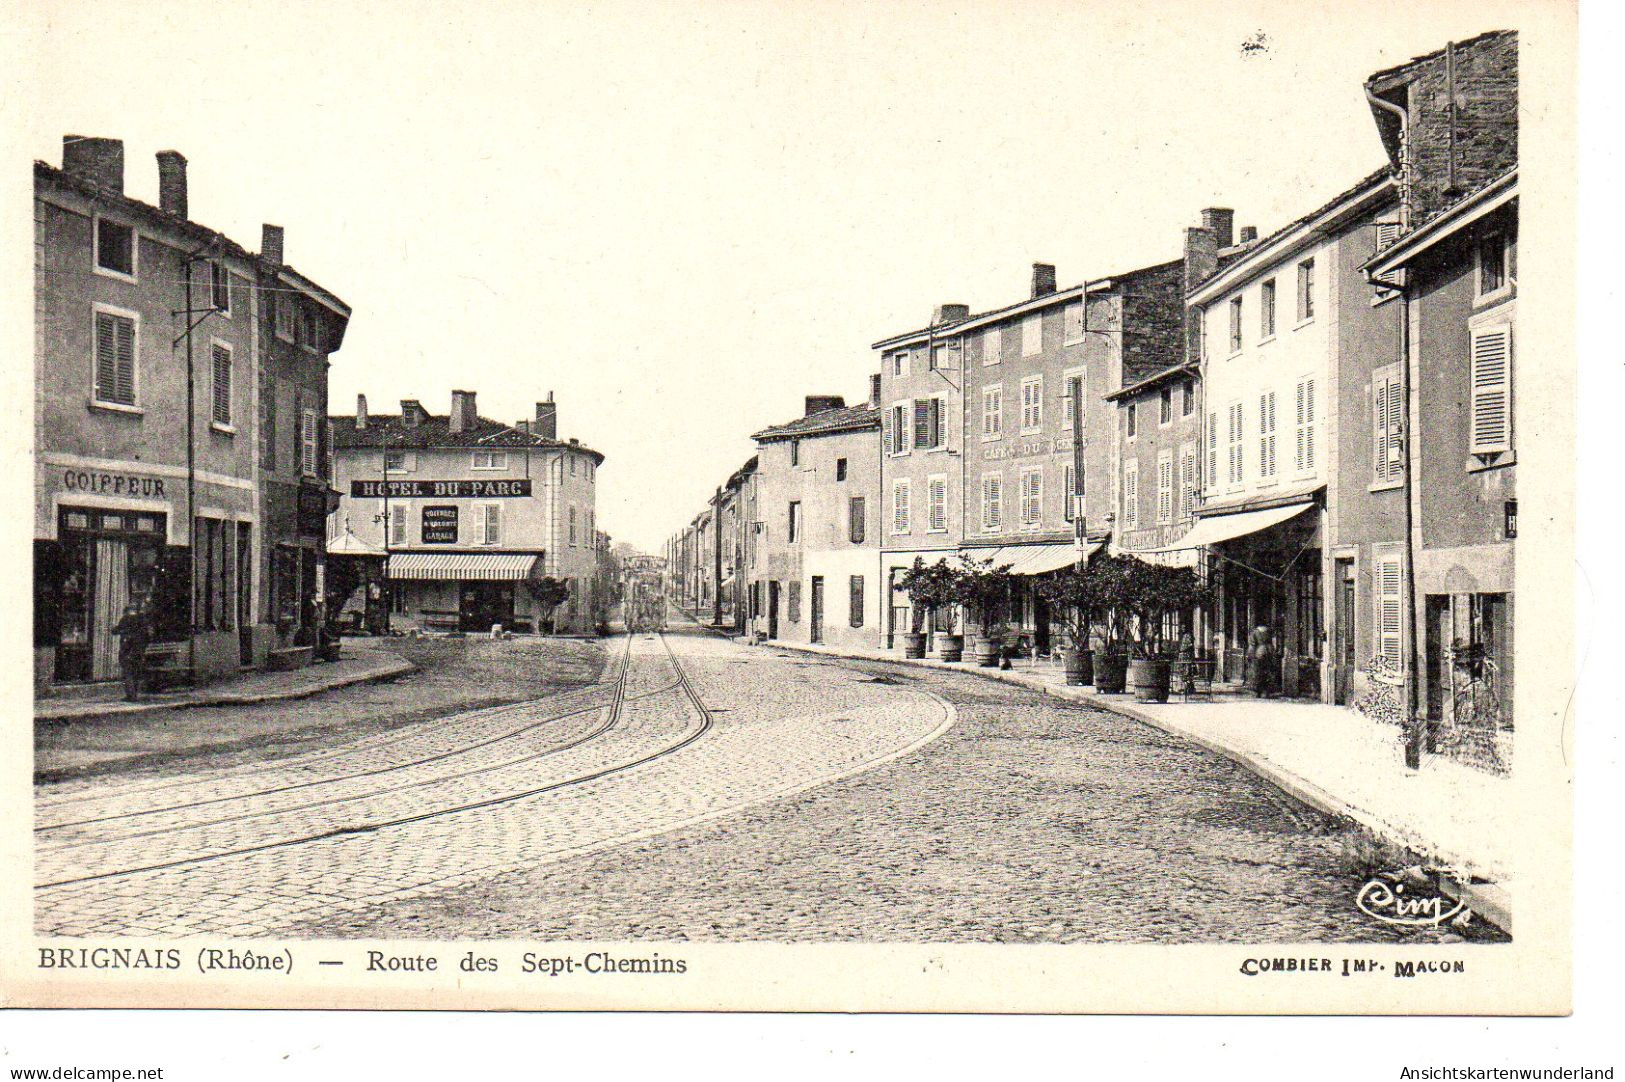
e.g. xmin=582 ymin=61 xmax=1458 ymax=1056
xmin=61 ymin=135 xmax=124 ymax=193
xmin=534 ymin=393 xmax=558 ymax=440
xmin=401 ymin=399 xmax=427 ymax=429
xmin=869 ymin=373 xmax=882 ymax=408
xmin=449 ymin=390 xmax=478 ymax=433
xmin=1201 ymin=207 xmax=1235 ymax=250
xmin=804 ymin=395 xmax=845 ymax=416
xmin=932 ymin=303 xmax=970 ymax=325
xmin=261 ymin=224 xmax=285 ymax=266
xmin=356 ymin=394 xmax=368 ymax=430
xmin=1031 ymin=263 xmax=1057 ymax=298
xmin=155 ymin=151 xmax=188 ymax=218
xmin=1239 ymin=225 xmax=1258 ymax=244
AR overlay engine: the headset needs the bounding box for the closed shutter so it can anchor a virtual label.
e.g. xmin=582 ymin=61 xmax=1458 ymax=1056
xmin=487 ymin=503 xmax=502 ymax=545
xmin=1373 ymin=366 xmax=1405 ymax=481
xmin=211 ymin=344 xmax=231 ymax=425
xmin=1294 ymin=379 xmax=1317 ymax=472
xmin=1157 ymin=454 xmax=1173 ymax=523
xmin=983 ymin=475 xmax=1002 ymax=530
xmin=914 ymin=400 xmax=931 ymax=449
xmin=892 ymin=481 xmax=910 ymax=534
xmin=849 ymin=575 xmax=864 ymax=628
xmin=94 ymin=311 xmax=136 ymax=406
xmin=882 ymin=407 xmax=893 ymax=454
xmin=1124 ymin=462 xmax=1138 ymax=530
xmin=1021 ymin=469 xmax=1041 ymax=525
xmin=849 ymin=496 xmax=866 ymax=544
xmin=1470 ymin=326 xmax=1513 ymax=453
xmin=389 ymin=504 xmax=407 ymax=546
xmin=1375 ymin=552 xmax=1403 ymax=669
xmin=931 ymin=397 xmax=944 ymax=448
xmin=1180 ymin=444 xmax=1197 ymax=517
xmin=300 ymin=409 xmax=318 ymax=476
xmin=928 ymin=477 xmax=947 ymax=531
xmin=1063 ymin=464 xmax=1077 ymax=521
xmin=1207 ymin=412 xmax=1218 ymax=488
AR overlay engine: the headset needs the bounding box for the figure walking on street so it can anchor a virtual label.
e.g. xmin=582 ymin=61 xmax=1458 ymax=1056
xmin=113 ymin=600 xmax=150 ymax=701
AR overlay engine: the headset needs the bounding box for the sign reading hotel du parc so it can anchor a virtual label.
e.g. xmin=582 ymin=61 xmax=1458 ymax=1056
xmin=350 ymin=479 xmax=533 ymax=498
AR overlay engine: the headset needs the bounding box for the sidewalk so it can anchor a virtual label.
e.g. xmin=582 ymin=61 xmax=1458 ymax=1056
xmin=759 ymin=636 xmax=1513 ymax=894
xmin=35 ymin=638 xmax=416 ymax=723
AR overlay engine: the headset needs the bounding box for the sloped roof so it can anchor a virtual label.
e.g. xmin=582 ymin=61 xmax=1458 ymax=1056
xmin=330 ymin=411 xmax=606 ymax=462
xmin=1364 ymin=28 xmax=1515 ymax=90
xmin=752 ymin=402 xmax=880 ymax=443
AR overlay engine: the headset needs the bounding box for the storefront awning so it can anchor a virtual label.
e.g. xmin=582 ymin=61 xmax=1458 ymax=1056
xmin=1005 ymin=542 xmax=1100 ymax=575
xmin=1147 ymin=501 xmax=1313 ymax=553
xmin=387 ymin=553 xmax=542 ymax=581
xmin=327 ymin=530 xmax=386 ymax=558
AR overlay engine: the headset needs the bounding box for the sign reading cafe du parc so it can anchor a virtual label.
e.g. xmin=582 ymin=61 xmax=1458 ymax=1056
xmin=350 ymin=479 xmax=533 ymax=499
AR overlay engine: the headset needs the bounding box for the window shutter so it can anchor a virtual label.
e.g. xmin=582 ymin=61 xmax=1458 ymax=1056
xmin=1387 ymin=374 xmax=1404 ymax=477
xmin=486 ymin=503 xmax=502 ymax=545
xmin=1375 ymin=552 xmax=1403 ymax=669
xmin=849 ymin=496 xmax=865 ymax=544
xmin=300 ymin=409 xmax=318 ymax=476
xmin=1207 ymin=412 xmax=1217 ymax=488
xmin=1373 ymin=378 xmax=1390 ymax=481
xmin=1304 ymin=379 xmax=1316 ymax=468
xmin=882 ymin=408 xmax=893 ymax=454
xmin=929 ymin=477 xmax=947 ymax=531
xmin=849 ymin=575 xmax=864 ymax=628
xmin=390 ymin=504 xmax=407 ymax=546
xmin=1124 ymin=463 xmax=1138 ymax=530
xmin=1470 ymin=326 xmax=1512 ymax=453
xmin=914 ymin=399 xmax=930 ymax=449
xmin=212 ymin=344 xmax=231 ymax=424
xmin=95 ymin=312 xmax=118 ymax=402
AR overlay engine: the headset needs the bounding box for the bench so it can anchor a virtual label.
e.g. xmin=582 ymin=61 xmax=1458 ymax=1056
xmin=142 ymin=642 xmax=189 ymax=689
xmin=420 ymin=611 xmax=461 ymax=632
xmin=266 ymin=646 xmax=314 ymax=671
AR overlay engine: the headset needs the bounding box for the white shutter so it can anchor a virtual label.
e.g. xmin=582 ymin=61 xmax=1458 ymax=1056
xmin=882 ymin=407 xmax=893 ymax=453
xmin=1156 ymin=453 xmax=1173 ymax=523
xmin=929 ymin=476 xmax=947 ymax=531
xmin=1207 ymin=411 xmax=1218 ymax=488
xmin=1375 ymin=552 xmax=1403 ymax=669
xmin=1374 ymin=377 xmax=1391 ymax=481
xmin=300 ymin=409 xmax=318 ymax=476
xmin=1124 ymin=461 xmax=1139 ymax=530
xmin=1063 ymin=464 xmax=1077 ymax=521
xmin=983 ymin=475 xmax=1002 ymax=530
xmin=1021 ymin=469 xmax=1042 ymax=525
xmin=983 ymin=327 xmax=1002 ymax=365
xmin=1304 ymin=378 xmax=1317 ymax=469
xmin=389 ymin=504 xmax=407 ymax=546
xmin=892 ymin=481 xmax=910 ymax=534
xmin=1373 ymin=366 xmax=1405 ymax=482
xmin=1022 ymin=313 xmax=1042 ymax=356
xmin=1470 ymin=326 xmax=1512 ymax=453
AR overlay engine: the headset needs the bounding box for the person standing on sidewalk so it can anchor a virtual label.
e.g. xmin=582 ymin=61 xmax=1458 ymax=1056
xmin=112 ymin=600 xmax=151 ymax=701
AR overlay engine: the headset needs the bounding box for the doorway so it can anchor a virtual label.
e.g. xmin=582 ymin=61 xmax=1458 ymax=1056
xmin=809 ymin=576 xmax=824 ymax=644
xmin=460 ymin=581 xmax=516 ymax=632
xmin=1332 ymin=557 xmax=1355 ymax=704
xmin=767 ymin=580 xmax=780 ymax=640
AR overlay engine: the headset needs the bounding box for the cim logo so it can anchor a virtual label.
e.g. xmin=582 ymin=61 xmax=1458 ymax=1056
xmin=1355 ymin=877 xmax=1469 ymax=927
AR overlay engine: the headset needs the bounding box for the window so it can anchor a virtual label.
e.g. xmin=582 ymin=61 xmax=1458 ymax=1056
xmin=1296 ymin=258 xmax=1315 ymax=322
xmin=789 ymin=439 xmax=800 ymax=467
xmin=1181 ymin=379 xmax=1196 ymax=417
xmin=92 ymin=307 xmax=137 ymax=407
xmin=1258 ymin=391 xmax=1277 ymax=479
xmin=1227 ymin=402 xmax=1244 ymax=485
xmin=1179 ymin=442 xmax=1198 ymax=517
xmin=1373 ymin=363 xmax=1404 ymax=483
xmin=95 ymin=218 xmax=135 ymax=278
xmin=982 ymin=385 xmax=1003 ymax=439
xmin=849 ymin=575 xmax=865 ymax=628
xmin=300 ymin=408 xmax=318 ymax=477
xmin=389 ymin=504 xmax=408 ymax=547
xmin=1020 ymin=377 xmax=1043 ymax=433
xmin=1375 ymin=550 xmax=1404 ymax=669
xmin=275 ymin=295 xmax=294 ymax=341
xmin=1261 ymin=279 xmax=1277 ymax=338
xmin=891 ymin=480 xmax=911 ymax=534
xmin=930 ymin=344 xmax=950 ymax=371
xmin=1123 ymin=460 xmax=1139 ymax=530
xmin=1159 ymin=385 xmax=1172 ymax=426
xmin=210 ymin=262 xmax=231 ymax=314
xmin=1063 ymin=463 xmax=1078 ymax=522
xmin=1126 ymin=401 xmax=1137 ymax=439
xmin=913 ymin=397 xmax=945 ymax=450
xmin=848 ymin=496 xmax=866 ymax=544
xmin=568 ymin=505 xmax=577 ymax=545
xmin=210 ymin=342 xmax=232 ymax=427
xmin=1064 ymin=302 xmax=1084 ymax=344
xmin=384 ymin=450 xmax=409 ymax=473
xmin=569 ymin=455 xmax=577 ymax=476
xmin=1063 ymin=371 xmax=1085 ymax=426
xmin=1207 ymin=411 xmax=1218 ymax=489
xmin=788 ymin=501 xmax=802 ymax=543
xmin=927 ymin=475 xmax=948 ymax=532
xmin=1019 ymin=468 xmax=1042 ymax=528
xmin=299 ymin=310 xmax=320 ymax=351
xmin=472 ymin=450 xmax=508 ymax=470
xmin=981 ymin=474 xmax=1003 ymax=531
xmin=836 ymin=457 xmax=847 ymax=482
xmin=1022 ymin=313 xmax=1042 ymax=356
xmin=1478 ymin=233 xmax=1508 ymax=298
xmin=886 ymin=404 xmax=911 ymax=454
xmin=1156 ymin=450 xmax=1174 ymax=524
xmin=1293 ymin=378 xmax=1318 ymax=472
xmin=982 ymin=327 xmax=1002 ymax=365
xmin=1469 ymin=325 xmax=1513 ymax=454
xmin=1228 ymin=296 xmax=1243 ymax=353
xmin=892 ymin=349 xmax=910 ymax=377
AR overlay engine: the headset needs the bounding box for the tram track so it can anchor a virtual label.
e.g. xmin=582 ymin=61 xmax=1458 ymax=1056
xmin=36 ymin=629 xmax=715 ymax=891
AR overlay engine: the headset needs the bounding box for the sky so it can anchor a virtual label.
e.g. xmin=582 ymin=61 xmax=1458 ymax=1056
xmin=6 ymin=0 xmax=1545 ymax=553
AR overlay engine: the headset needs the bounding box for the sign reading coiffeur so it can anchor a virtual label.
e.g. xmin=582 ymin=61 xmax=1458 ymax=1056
xmin=351 ymin=479 xmax=532 ymax=498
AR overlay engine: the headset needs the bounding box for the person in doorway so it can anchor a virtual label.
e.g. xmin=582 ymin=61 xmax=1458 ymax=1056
xmin=113 ymin=600 xmax=151 ymax=701
xmin=1247 ymin=624 xmax=1277 ymax=698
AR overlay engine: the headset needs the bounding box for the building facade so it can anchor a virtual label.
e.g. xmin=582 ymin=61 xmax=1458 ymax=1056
xmin=328 ymin=391 xmax=604 ymax=634
xmin=33 ymin=136 xmax=348 ymax=688
xmin=750 ymin=394 xmax=881 ymax=650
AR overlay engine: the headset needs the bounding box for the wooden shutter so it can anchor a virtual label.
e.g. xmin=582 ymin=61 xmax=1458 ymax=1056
xmin=1063 ymin=464 xmax=1076 ymax=521
xmin=1124 ymin=462 xmax=1138 ymax=529
xmin=1304 ymin=379 xmax=1316 ymax=468
xmin=485 ymin=503 xmax=502 ymax=545
xmin=1373 ymin=377 xmax=1391 ymax=481
xmin=1021 ymin=470 xmax=1041 ymax=525
xmin=1470 ymin=326 xmax=1513 ymax=453
xmin=95 ymin=311 xmax=136 ymax=406
xmin=849 ymin=575 xmax=864 ymax=628
xmin=1180 ymin=445 xmax=1197 ymax=517
xmin=849 ymin=496 xmax=865 ymax=544
xmin=1375 ymin=552 xmax=1403 ymax=669
xmin=389 ymin=504 xmax=407 ymax=546
xmin=1157 ymin=455 xmax=1172 ymax=523
xmin=929 ymin=477 xmax=947 ymax=531
xmin=211 ymin=344 xmax=231 ymax=425
xmin=882 ymin=407 xmax=893 ymax=454
xmin=913 ymin=400 xmax=930 ymax=449
xmin=983 ymin=476 xmax=1001 ymax=530
xmin=300 ymin=409 xmax=318 ymax=476
xmin=893 ymin=481 xmax=909 ymax=534
xmin=1207 ymin=411 xmax=1218 ymax=488
xmin=1374 ymin=366 xmax=1405 ymax=481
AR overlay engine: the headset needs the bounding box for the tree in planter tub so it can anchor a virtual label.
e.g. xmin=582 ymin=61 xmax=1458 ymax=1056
xmin=894 ymin=557 xmax=961 ymax=659
xmin=1085 ymin=554 xmax=1135 ymax=691
xmin=1034 ymin=558 xmax=1108 ymax=685
xmin=525 ymin=576 xmax=571 ymax=633
xmin=1120 ymin=557 xmax=1210 ymax=702
xmin=952 ymin=553 xmax=1015 ymax=667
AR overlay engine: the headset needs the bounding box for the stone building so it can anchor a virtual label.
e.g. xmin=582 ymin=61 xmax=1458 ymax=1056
xmin=328 ymin=391 xmax=604 ymax=634
xmin=33 ymin=136 xmax=348 ymax=689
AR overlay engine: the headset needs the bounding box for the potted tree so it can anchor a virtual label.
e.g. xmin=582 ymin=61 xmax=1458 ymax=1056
xmin=1035 ymin=559 xmax=1099 ymax=685
xmin=894 ymin=557 xmax=961 ymax=660
xmin=953 ymin=554 xmax=1015 ymax=667
xmin=1090 ymin=555 xmax=1134 ymax=693
xmin=1123 ymin=559 xmax=1209 ymax=703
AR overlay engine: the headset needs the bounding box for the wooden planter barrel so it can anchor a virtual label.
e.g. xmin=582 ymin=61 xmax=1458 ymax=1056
xmin=1062 ymin=648 xmax=1093 ymax=686
xmin=1093 ymin=653 xmax=1129 ymax=694
xmin=1129 ymin=658 xmax=1172 ymax=703
xmin=901 ymin=632 xmax=928 ymax=659
xmin=937 ymin=634 xmax=965 ymax=663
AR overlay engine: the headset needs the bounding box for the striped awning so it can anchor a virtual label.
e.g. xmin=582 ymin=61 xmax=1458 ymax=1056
xmin=387 ymin=553 xmax=542 ymax=581
xmin=1004 ymin=542 xmax=1100 ymax=575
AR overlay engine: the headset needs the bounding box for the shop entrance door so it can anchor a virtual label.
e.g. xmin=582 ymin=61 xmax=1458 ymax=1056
xmin=90 ymin=538 xmax=130 ymax=681
xmin=767 ymin=581 xmax=780 ymax=639
xmin=237 ymin=524 xmax=254 ymax=665
xmin=1332 ymin=558 xmax=1356 ymax=704
xmin=460 ymin=581 xmax=516 ymax=632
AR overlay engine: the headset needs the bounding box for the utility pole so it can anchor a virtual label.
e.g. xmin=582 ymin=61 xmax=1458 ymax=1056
xmin=711 ymin=486 xmax=723 ymax=628
xmin=173 ymin=239 xmax=221 ymax=683
xmin=1071 ymin=374 xmax=1087 ymax=565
